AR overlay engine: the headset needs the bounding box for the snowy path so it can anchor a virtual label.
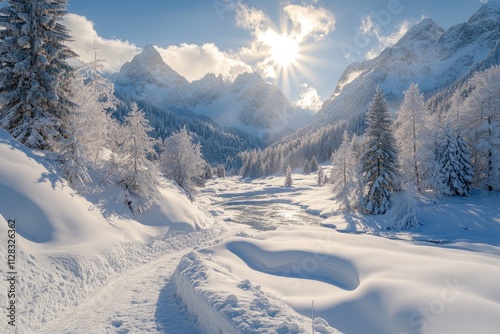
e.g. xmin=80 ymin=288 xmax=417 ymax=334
xmin=39 ymin=249 xmax=201 ymax=334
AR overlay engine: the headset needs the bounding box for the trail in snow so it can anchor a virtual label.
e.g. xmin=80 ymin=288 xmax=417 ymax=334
xmin=39 ymin=250 xmax=201 ymax=334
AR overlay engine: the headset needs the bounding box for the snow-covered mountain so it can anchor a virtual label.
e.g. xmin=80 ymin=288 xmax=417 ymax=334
xmin=317 ymin=1 xmax=500 ymax=125
xmin=114 ymin=44 xmax=190 ymax=108
xmin=192 ymin=72 xmax=311 ymax=142
xmin=113 ymin=45 xmax=311 ymax=141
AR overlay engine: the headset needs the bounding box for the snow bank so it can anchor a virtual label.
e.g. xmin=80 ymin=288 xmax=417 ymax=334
xmin=174 ymin=250 xmax=341 ymax=334
xmin=0 ymin=213 xmax=223 ymax=334
xmin=189 ymin=227 xmax=500 ymax=334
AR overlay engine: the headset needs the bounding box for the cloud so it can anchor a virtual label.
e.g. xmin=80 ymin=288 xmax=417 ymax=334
xmin=234 ymin=3 xmax=270 ymax=32
xmin=232 ymin=3 xmax=335 ymax=79
xmin=156 ymin=43 xmax=252 ymax=82
xmin=359 ymin=16 xmax=413 ymax=59
xmin=63 ymin=14 xmax=251 ymax=82
xmin=283 ymin=4 xmax=335 ymax=41
xmin=294 ymin=83 xmax=323 ymax=112
xmin=63 ymin=14 xmax=140 ymax=72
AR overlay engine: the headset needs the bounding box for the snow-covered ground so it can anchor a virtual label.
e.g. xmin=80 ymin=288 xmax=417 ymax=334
xmin=0 ymin=129 xmax=220 ymax=334
xmin=178 ymin=170 xmax=500 ymax=334
xmin=1 ymin=128 xmax=499 ymax=333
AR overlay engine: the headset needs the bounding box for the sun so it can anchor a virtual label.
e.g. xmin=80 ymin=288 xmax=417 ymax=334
xmin=270 ymin=34 xmax=299 ymax=67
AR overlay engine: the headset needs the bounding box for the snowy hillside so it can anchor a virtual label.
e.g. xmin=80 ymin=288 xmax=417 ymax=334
xmin=0 ymin=129 xmax=216 ymax=333
xmin=317 ymin=1 xmax=500 ymax=124
xmin=113 ymin=45 xmax=312 ymax=141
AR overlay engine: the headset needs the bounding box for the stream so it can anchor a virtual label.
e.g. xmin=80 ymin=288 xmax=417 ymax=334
xmin=223 ymin=201 xmax=323 ymax=231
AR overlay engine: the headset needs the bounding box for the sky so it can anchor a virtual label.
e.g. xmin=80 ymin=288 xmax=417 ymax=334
xmin=65 ymin=0 xmax=488 ymax=110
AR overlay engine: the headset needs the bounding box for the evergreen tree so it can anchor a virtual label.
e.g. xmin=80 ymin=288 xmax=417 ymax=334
xmin=462 ymin=66 xmax=500 ymax=191
xmin=388 ymin=183 xmax=420 ymax=230
xmin=331 ymin=131 xmax=356 ymax=211
xmin=303 ymin=159 xmax=311 ymax=174
xmin=59 ymin=129 xmax=92 ymax=192
xmin=204 ymin=163 xmax=214 ymax=180
xmin=361 ymin=87 xmax=399 ymax=215
xmin=455 ymin=134 xmax=474 ymax=196
xmin=310 ymin=155 xmax=319 ymax=173
xmin=317 ymin=167 xmax=324 ymax=186
xmin=436 ymin=126 xmax=473 ymax=197
xmin=216 ymin=164 xmax=226 ymax=178
xmin=161 ymin=127 xmax=206 ymax=201
xmin=349 ymin=134 xmax=365 ymax=210
xmin=115 ymin=104 xmax=160 ymax=214
xmin=394 ymin=83 xmax=432 ymax=190
xmin=284 ymin=165 xmax=293 ymax=187
xmin=0 ymin=0 xmax=77 ymax=149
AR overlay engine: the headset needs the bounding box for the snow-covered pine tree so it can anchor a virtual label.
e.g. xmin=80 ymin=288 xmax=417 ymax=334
xmin=349 ymin=134 xmax=365 ymax=210
xmin=0 ymin=0 xmax=77 ymax=149
xmin=331 ymin=131 xmax=356 ymax=211
xmin=361 ymin=87 xmax=399 ymax=215
xmin=161 ymin=127 xmax=206 ymax=201
xmin=436 ymin=126 xmax=473 ymax=197
xmin=387 ymin=182 xmax=420 ymax=230
xmin=462 ymin=66 xmax=500 ymax=191
xmin=455 ymin=134 xmax=474 ymax=196
xmin=310 ymin=155 xmax=319 ymax=173
xmin=394 ymin=83 xmax=432 ymax=190
xmin=59 ymin=129 xmax=92 ymax=192
xmin=114 ymin=104 xmax=160 ymax=214
xmin=303 ymin=159 xmax=311 ymax=174
xmin=284 ymin=165 xmax=293 ymax=187
xmin=204 ymin=163 xmax=214 ymax=180
xmin=317 ymin=167 xmax=324 ymax=186
xmin=216 ymin=164 xmax=226 ymax=178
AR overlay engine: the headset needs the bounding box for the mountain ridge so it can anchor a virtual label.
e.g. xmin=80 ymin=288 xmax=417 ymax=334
xmin=113 ymin=46 xmax=311 ymax=141
xmin=316 ymin=2 xmax=500 ymax=127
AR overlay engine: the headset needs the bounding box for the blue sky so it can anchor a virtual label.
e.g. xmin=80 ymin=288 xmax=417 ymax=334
xmin=66 ymin=0 xmax=488 ymax=109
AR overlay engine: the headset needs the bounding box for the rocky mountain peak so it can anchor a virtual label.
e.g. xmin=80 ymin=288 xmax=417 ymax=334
xmin=396 ymin=18 xmax=445 ymax=46
xmin=468 ymin=1 xmax=500 ymax=25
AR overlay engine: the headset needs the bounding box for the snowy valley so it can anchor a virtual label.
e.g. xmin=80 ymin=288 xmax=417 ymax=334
xmin=1 ymin=133 xmax=499 ymax=333
xmin=1 ymin=1 xmax=500 ymax=334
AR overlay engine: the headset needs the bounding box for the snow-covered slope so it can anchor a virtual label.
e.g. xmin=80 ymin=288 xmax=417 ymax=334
xmin=0 ymin=129 xmax=122 ymax=252
xmin=317 ymin=1 xmax=500 ymax=124
xmin=113 ymin=45 xmax=311 ymax=141
xmin=0 ymin=128 xmax=208 ymax=249
xmin=0 ymin=129 xmax=216 ymax=333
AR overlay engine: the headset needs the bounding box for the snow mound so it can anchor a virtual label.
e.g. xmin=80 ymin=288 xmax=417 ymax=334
xmin=174 ymin=251 xmax=341 ymax=334
xmin=136 ymin=183 xmax=209 ymax=233
xmin=226 ymin=240 xmax=359 ymax=291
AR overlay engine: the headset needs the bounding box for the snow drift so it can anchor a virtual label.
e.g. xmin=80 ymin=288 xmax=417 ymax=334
xmin=174 ymin=250 xmax=341 ymax=334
